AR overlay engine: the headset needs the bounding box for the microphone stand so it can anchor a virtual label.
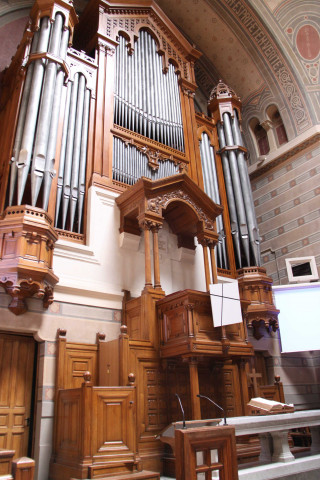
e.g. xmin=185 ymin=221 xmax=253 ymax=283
xmin=197 ymin=394 xmax=227 ymax=425
xmin=175 ymin=393 xmax=186 ymax=428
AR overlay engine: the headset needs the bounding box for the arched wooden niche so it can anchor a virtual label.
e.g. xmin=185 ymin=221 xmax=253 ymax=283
xmin=116 ymin=173 xmax=223 ymax=290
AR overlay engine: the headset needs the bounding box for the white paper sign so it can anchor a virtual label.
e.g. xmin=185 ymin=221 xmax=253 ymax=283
xmin=209 ymin=281 xmax=243 ymax=328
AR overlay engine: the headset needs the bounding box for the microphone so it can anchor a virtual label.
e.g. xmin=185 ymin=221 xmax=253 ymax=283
xmin=175 ymin=393 xmax=186 ymax=428
xmin=197 ymin=394 xmax=227 ymax=425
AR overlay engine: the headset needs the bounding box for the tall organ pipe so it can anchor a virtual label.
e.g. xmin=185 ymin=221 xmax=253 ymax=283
xmin=69 ymin=74 xmax=86 ymax=231
xmin=32 ymin=13 xmax=65 ymax=206
xmin=78 ymin=88 xmax=90 ymax=233
xmin=114 ymin=31 xmax=184 ymax=152
xmin=199 ymin=134 xmax=228 ymax=269
xmin=43 ymin=25 xmax=70 ymax=210
xmin=61 ymin=73 xmax=79 ymax=229
xmin=17 ymin=17 xmax=51 ymax=204
xmin=217 ymin=123 xmax=242 ymax=268
xmin=55 ymin=81 xmax=71 ymax=226
xmin=222 ymin=112 xmax=250 ymax=265
xmin=232 ymin=111 xmax=261 ymax=266
xmin=9 ymin=30 xmax=40 ymax=206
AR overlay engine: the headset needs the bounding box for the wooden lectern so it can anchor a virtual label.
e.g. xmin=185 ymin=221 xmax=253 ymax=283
xmin=159 ymin=421 xmax=238 ymax=480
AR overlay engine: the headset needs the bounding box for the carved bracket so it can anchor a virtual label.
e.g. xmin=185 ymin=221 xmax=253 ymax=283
xmin=0 ymin=206 xmax=59 ymax=315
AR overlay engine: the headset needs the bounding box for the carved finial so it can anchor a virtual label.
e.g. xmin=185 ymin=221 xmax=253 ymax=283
xmin=209 ymin=79 xmax=240 ymax=103
xmin=120 ymin=324 xmax=128 ymax=335
xmin=274 ymin=375 xmax=281 ymax=384
xmin=97 ymin=332 xmax=106 ymax=342
xmin=83 ymin=371 xmax=92 ymax=383
xmin=58 ymin=328 xmax=67 ymax=338
xmin=128 ymin=373 xmax=135 ymax=385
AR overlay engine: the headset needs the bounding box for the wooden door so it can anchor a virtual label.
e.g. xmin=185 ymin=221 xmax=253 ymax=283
xmin=0 ymin=334 xmax=35 ymax=458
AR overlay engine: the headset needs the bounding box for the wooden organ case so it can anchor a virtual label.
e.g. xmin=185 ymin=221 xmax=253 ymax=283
xmin=0 ymin=0 xmax=281 ymax=478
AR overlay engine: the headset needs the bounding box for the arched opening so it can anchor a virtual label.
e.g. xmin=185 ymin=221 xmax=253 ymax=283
xmin=249 ymin=117 xmax=270 ymax=156
xmin=266 ymin=105 xmax=288 ymax=147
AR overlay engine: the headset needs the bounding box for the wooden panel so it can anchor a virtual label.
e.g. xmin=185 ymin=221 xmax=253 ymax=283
xmin=99 ymin=339 xmax=119 ymax=386
xmin=144 ymin=367 xmax=167 ymax=432
xmin=222 ymin=364 xmax=243 ymax=418
xmin=166 ymin=363 xmax=191 ymax=425
xmin=56 ymin=336 xmax=98 ymax=391
xmin=0 ymin=334 xmax=35 ymax=459
xmin=55 ymin=389 xmax=82 ymax=458
xmin=92 ymin=387 xmax=136 ymax=462
xmin=164 ymin=308 xmax=187 ymax=341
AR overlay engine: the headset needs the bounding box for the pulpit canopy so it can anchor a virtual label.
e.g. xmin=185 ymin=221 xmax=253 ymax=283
xmin=116 ymin=173 xmax=223 ymax=248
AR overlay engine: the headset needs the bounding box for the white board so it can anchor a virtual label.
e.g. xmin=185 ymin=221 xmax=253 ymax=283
xmin=209 ymin=281 xmax=243 ymax=328
xmin=273 ymin=283 xmax=320 ymax=353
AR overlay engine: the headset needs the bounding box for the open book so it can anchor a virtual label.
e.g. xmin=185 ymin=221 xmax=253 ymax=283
xmin=248 ymin=397 xmax=294 ymax=414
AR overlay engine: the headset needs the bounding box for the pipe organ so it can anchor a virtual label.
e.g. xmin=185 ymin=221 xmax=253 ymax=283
xmin=0 ymin=0 xmax=267 ymax=314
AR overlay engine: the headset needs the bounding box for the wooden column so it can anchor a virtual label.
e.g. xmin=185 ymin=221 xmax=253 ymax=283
xmin=209 ymin=242 xmax=218 ymax=284
xmin=139 ymin=218 xmax=153 ymax=289
xmin=188 ymin=358 xmax=201 ymax=420
xmin=144 ymin=226 xmax=152 ymax=288
xmin=152 ymin=223 xmax=162 ymax=289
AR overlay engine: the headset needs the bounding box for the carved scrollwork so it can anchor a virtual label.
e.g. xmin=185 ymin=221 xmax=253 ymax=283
xmin=147 ymin=190 xmax=214 ymax=230
xmin=138 ymin=146 xmax=174 ymax=171
xmin=197 ymin=236 xmax=217 ymax=248
xmin=138 ymin=218 xmax=162 ymax=232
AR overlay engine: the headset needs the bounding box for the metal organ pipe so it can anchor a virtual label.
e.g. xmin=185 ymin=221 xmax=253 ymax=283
xmin=17 ymin=16 xmax=51 ymax=204
xmin=112 ymin=137 xmax=178 ymax=185
xmin=9 ymin=30 xmax=40 ymax=206
xmin=43 ymin=25 xmax=70 ymax=210
xmin=114 ymin=31 xmax=184 ymax=152
xmin=222 ymin=112 xmax=250 ymax=265
xmin=61 ymin=73 xmax=79 ymax=230
xmin=217 ymin=123 xmax=242 ymax=268
xmin=199 ymin=133 xmax=228 ymax=270
xmin=70 ymin=74 xmax=86 ymax=232
xmin=232 ymin=111 xmax=261 ymax=266
xmin=55 ymin=81 xmax=71 ymax=227
xmin=31 ymin=13 xmax=64 ymax=206
xmin=54 ymin=72 xmax=90 ymax=233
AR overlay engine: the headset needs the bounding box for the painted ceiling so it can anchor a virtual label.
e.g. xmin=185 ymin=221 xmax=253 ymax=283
xmin=0 ymin=0 xmax=318 ymax=126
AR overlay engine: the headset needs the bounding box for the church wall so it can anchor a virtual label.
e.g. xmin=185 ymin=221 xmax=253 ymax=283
xmin=248 ymin=330 xmax=320 ymax=410
xmin=248 ymin=134 xmax=320 ymax=412
xmin=250 ymin=138 xmax=320 ymax=284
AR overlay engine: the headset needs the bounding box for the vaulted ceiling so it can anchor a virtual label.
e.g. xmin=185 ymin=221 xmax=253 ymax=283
xmin=0 ymin=0 xmax=319 ymax=137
